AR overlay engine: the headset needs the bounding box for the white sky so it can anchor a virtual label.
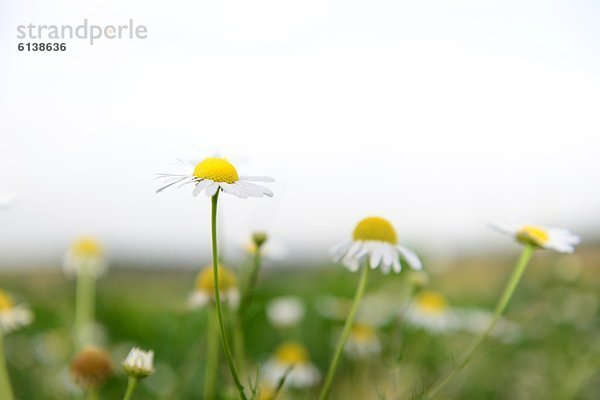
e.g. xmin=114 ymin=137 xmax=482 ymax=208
xmin=1 ymin=0 xmax=599 ymax=266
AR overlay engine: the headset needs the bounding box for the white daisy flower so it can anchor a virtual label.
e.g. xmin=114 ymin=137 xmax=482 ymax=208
xmin=403 ymin=290 xmax=458 ymax=334
xmin=0 ymin=290 xmax=34 ymax=334
xmin=63 ymin=237 xmax=107 ymax=277
xmin=188 ymin=264 xmax=240 ymax=309
xmin=262 ymin=342 xmax=320 ymax=389
xmin=491 ymin=223 xmax=580 ymax=253
xmin=344 ymin=323 xmax=382 ymax=360
xmin=156 ymin=157 xmax=274 ymax=198
xmin=122 ymin=347 xmax=155 ymax=379
xmin=266 ymin=297 xmax=305 ymax=328
xmin=331 ymin=216 xmax=423 ymax=273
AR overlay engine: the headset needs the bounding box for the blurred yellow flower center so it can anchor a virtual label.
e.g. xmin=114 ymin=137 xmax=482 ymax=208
xmin=351 ymin=324 xmax=376 ymax=342
xmin=417 ymin=291 xmax=447 ymax=314
xmin=196 ymin=265 xmax=238 ymax=294
xmin=353 ymin=217 xmax=397 ymax=244
xmin=0 ymin=290 xmax=13 ymax=311
xmin=275 ymin=342 xmax=308 ymax=364
xmin=516 ymin=225 xmax=549 ymax=246
xmin=72 ymin=237 xmax=102 ymax=258
xmin=193 ymin=158 xmax=239 ymax=184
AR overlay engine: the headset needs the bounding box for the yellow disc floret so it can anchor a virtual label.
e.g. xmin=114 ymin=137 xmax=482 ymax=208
xmin=71 ymin=237 xmax=103 ymax=258
xmin=416 ymin=291 xmax=447 ymax=314
xmin=0 ymin=290 xmax=13 ymax=311
xmin=275 ymin=342 xmax=309 ymax=364
xmin=516 ymin=225 xmax=549 ymax=247
xmin=193 ymin=158 xmax=239 ymax=184
xmin=351 ymin=324 xmax=376 ymax=342
xmin=353 ymin=217 xmax=397 ymax=244
xmin=195 ymin=264 xmax=238 ymax=294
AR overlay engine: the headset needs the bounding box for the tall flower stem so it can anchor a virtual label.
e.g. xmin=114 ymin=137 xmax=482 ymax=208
xmin=241 ymin=246 xmax=262 ymax=314
xmin=423 ymin=244 xmax=535 ymax=399
xmin=203 ymin=305 xmax=219 ymax=400
xmin=0 ymin=332 xmax=15 ymax=400
xmin=318 ymin=264 xmax=370 ymax=400
xmin=211 ymin=191 xmax=248 ymax=400
xmin=75 ymin=266 xmax=96 ymax=350
xmin=122 ymin=377 xmax=138 ymax=400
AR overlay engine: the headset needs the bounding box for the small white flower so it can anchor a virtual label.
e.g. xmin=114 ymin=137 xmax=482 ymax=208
xmin=156 ymin=157 xmax=274 ymax=198
xmin=491 ymin=223 xmax=580 ymax=253
xmin=188 ymin=265 xmax=240 ymax=310
xmin=122 ymin=347 xmax=155 ymax=379
xmin=266 ymin=297 xmax=305 ymax=328
xmin=0 ymin=290 xmax=33 ymax=334
xmin=262 ymin=342 xmax=320 ymax=389
xmin=331 ymin=217 xmax=422 ymax=273
xmin=403 ymin=291 xmax=458 ymax=333
xmin=344 ymin=324 xmax=382 ymax=359
xmin=63 ymin=237 xmax=107 ymax=277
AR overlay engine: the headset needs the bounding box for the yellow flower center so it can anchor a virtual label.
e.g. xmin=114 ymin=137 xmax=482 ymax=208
xmin=275 ymin=342 xmax=309 ymax=364
xmin=516 ymin=225 xmax=549 ymax=247
xmin=351 ymin=324 xmax=376 ymax=342
xmin=416 ymin=291 xmax=447 ymax=314
xmin=0 ymin=290 xmax=13 ymax=311
xmin=195 ymin=264 xmax=238 ymax=294
xmin=353 ymin=217 xmax=397 ymax=244
xmin=72 ymin=237 xmax=103 ymax=258
xmin=193 ymin=158 xmax=239 ymax=184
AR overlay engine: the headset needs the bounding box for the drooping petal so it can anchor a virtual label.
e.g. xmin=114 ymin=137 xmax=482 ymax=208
xmin=397 ymin=245 xmax=422 ymax=270
xmin=205 ymin=182 xmax=220 ymax=197
xmin=193 ymin=180 xmax=212 ymax=196
xmin=156 ymin=177 xmax=187 ymax=193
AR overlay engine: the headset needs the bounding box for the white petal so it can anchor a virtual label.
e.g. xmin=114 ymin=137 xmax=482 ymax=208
xmin=391 ymin=254 xmax=402 ymax=273
xmin=238 ymin=175 xmax=275 ymax=182
xmin=156 ymin=177 xmax=187 ymax=193
xmin=237 ymin=181 xmax=273 ymax=197
xmin=205 ymin=182 xmax=220 ymax=197
xmin=369 ymin=247 xmax=383 ymax=269
xmin=488 ymin=222 xmax=517 ymax=236
xmin=221 ymin=182 xmax=248 ymax=198
xmin=397 ymin=245 xmax=422 ymax=270
xmin=381 ymin=244 xmax=394 ymax=268
xmin=193 ymin=180 xmax=211 ymax=196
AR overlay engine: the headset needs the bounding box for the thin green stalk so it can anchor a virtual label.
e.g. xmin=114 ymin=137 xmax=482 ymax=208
xmin=75 ymin=266 xmax=96 ymax=349
xmin=423 ymin=244 xmax=535 ymax=399
xmin=0 ymin=332 xmax=15 ymax=400
xmin=241 ymin=247 xmax=262 ymax=314
xmin=231 ymin=308 xmax=246 ymax=382
xmin=210 ymin=191 xmax=248 ymax=400
xmin=318 ymin=264 xmax=370 ymax=400
xmin=122 ymin=377 xmax=138 ymax=400
xmin=203 ymin=305 xmax=220 ymax=400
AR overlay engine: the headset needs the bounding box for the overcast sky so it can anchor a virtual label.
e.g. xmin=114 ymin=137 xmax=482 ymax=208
xmin=1 ymin=0 xmax=599 ymax=267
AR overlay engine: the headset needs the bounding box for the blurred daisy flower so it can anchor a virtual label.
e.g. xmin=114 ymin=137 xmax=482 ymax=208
xmin=491 ymin=223 xmax=580 ymax=253
xmin=266 ymin=297 xmax=305 ymax=328
xmin=156 ymin=157 xmax=274 ymax=198
xmin=404 ymin=290 xmax=457 ymax=333
xmin=188 ymin=264 xmax=240 ymax=309
xmin=70 ymin=346 xmax=113 ymax=391
xmin=0 ymin=289 xmax=33 ymax=334
xmin=262 ymin=342 xmax=320 ymax=389
xmin=344 ymin=323 xmax=382 ymax=360
xmin=122 ymin=347 xmax=155 ymax=379
xmin=63 ymin=237 xmax=107 ymax=277
xmin=331 ymin=217 xmax=422 ymax=273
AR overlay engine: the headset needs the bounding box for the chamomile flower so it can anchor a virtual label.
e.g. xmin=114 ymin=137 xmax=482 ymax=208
xmin=404 ymin=290 xmax=457 ymax=333
xmin=156 ymin=157 xmax=274 ymax=198
xmin=267 ymin=297 xmax=305 ymax=328
xmin=70 ymin=346 xmax=113 ymax=391
xmin=344 ymin=323 xmax=382 ymax=359
xmin=491 ymin=223 xmax=580 ymax=253
xmin=63 ymin=237 xmax=107 ymax=277
xmin=262 ymin=342 xmax=320 ymax=389
xmin=331 ymin=217 xmax=422 ymax=273
xmin=122 ymin=347 xmax=155 ymax=379
xmin=188 ymin=264 xmax=240 ymax=309
xmin=0 ymin=290 xmax=33 ymax=334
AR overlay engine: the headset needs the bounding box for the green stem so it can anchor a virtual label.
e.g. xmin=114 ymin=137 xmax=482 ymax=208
xmin=318 ymin=264 xmax=370 ymax=400
xmin=231 ymin=308 xmax=246 ymax=383
xmin=423 ymin=244 xmax=535 ymax=399
xmin=75 ymin=266 xmax=96 ymax=350
xmin=241 ymin=247 xmax=262 ymax=314
xmin=211 ymin=191 xmax=248 ymax=400
xmin=122 ymin=377 xmax=138 ymax=400
xmin=203 ymin=305 xmax=220 ymax=400
xmin=0 ymin=332 xmax=15 ymax=400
